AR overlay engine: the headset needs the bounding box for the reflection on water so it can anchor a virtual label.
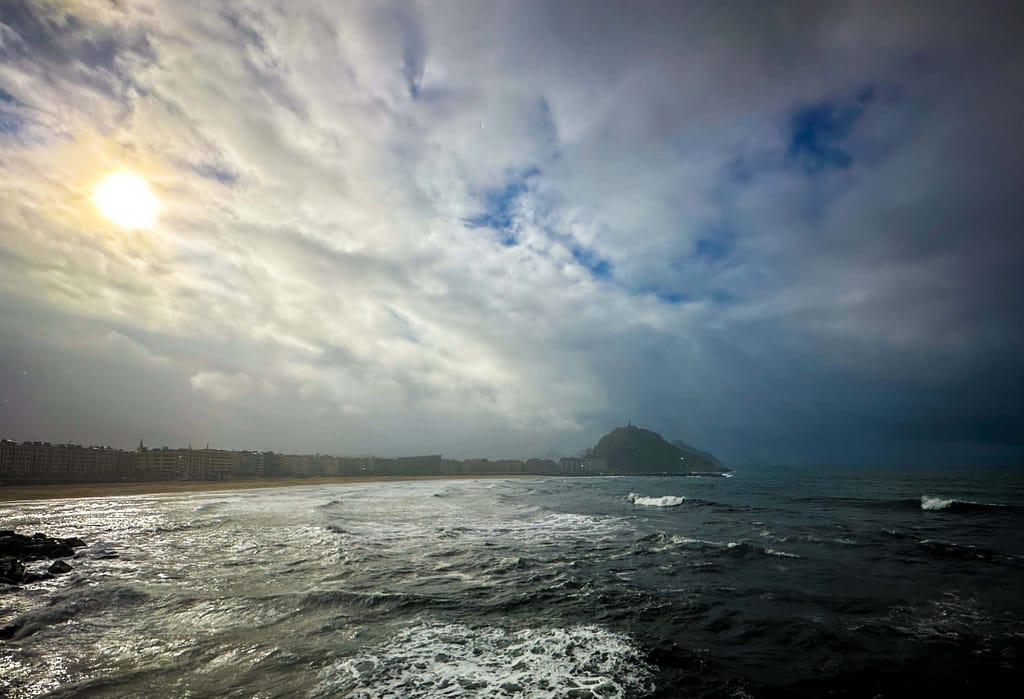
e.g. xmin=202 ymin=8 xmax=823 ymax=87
xmin=2 ymin=470 xmax=1023 ymax=697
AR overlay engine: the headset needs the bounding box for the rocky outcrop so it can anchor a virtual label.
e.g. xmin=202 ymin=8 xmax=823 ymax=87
xmin=0 ymin=531 xmax=85 ymax=585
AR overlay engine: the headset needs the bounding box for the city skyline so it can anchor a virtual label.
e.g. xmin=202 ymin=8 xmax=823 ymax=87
xmin=0 ymin=422 xmax=728 ymax=482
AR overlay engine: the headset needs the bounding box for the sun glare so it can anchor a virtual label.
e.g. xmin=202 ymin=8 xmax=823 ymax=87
xmin=93 ymin=172 xmax=161 ymax=229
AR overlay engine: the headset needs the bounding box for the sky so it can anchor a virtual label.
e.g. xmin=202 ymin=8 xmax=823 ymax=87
xmin=1 ymin=0 xmax=1022 ymax=466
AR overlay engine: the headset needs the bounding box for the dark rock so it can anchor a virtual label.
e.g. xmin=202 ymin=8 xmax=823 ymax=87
xmin=0 ymin=555 xmax=26 ymax=584
xmin=48 ymin=559 xmax=73 ymax=575
xmin=0 ymin=533 xmax=80 ymax=560
xmin=21 ymin=541 xmax=75 ymax=560
xmin=0 ymin=531 xmax=86 ymax=585
xmin=0 ymin=535 xmax=24 ymax=556
xmin=22 ymin=572 xmax=53 ymax=584
xmin=49 ymin=543 xmax=76 ymax=558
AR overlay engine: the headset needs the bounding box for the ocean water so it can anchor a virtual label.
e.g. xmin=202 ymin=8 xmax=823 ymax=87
xmin=2 ymin=467 xmax=1023 ymax=697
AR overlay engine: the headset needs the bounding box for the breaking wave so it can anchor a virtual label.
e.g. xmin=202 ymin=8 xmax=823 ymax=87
xmin=921 ymin=496 xmax=956 ymax=511
xmin=796 ymin=495 xmax=1021 ymax=514
xmin=919 ymin=496 xmax=1019 ymax=513
xmin=627 ymin=493 xmax=686 ymax=507
xmin=314 ymin=622 xmax=654 ymax=698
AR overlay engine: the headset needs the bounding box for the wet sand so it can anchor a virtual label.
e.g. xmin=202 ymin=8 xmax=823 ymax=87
xmin=0 ymin=474 xmax=522 ymax=502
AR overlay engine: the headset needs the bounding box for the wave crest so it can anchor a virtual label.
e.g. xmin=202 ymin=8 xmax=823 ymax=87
xmin=919 ymin=496 xmax=1018 ymax=513
xmin=921 ymin=496 xmax=956 ymax=511
xmin=627 ymin=493 xmax=686 ymax=507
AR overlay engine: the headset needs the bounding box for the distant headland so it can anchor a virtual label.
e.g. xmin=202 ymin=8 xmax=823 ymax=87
xmin=584 ymin=424 xmax=728 ymax=475
xmin=0 ymin=425 xmax=726 ymax=486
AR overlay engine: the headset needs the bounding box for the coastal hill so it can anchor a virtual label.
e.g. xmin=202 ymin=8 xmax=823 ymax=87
xmin=586 ymin=424 xmax=727 ymax=475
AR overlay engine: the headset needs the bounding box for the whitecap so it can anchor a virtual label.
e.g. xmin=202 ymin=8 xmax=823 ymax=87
xmin=763 ymin=548 xmax=801 ymax=559
xmin=921 ymin=496 xmax=955 ymax=511
xmin=627 ymin=493 xmax=686 ymax=507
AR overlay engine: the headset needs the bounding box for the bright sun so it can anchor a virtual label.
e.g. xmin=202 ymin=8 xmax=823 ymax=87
xmin=93 ymin=172 xmax=161 ymax=229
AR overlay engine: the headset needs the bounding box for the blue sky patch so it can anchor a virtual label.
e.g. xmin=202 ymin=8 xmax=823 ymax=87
xmin=463 ymin=167 xmax=541 ymax=247
xmin=656 ymin=291 xmax=687 ymax=304
xmin=788 ymin=97 xmax=866 ymax=172
xmin=694 ymin=228 xmax=735 ymax=264
xmin=570 ymin=244 xmax=613 ymax=279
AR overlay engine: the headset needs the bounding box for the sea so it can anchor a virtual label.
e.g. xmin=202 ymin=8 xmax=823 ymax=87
xmin=2 ymin=466 xmax=1023 ymax=698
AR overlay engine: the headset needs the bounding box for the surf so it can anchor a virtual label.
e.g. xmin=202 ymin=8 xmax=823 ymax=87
xmin=626 ymin=493 xmax=686 ymax=507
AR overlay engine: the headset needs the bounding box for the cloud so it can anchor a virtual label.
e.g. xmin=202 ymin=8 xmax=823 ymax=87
xmin=190 ymin=371 xmax=256 ymax=402
xmin=1 ymin=0 xmax=1022 ymax=464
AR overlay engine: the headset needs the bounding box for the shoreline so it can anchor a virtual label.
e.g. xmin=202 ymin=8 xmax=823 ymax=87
xmin=0 ymin=474 xmax=527 ymax=502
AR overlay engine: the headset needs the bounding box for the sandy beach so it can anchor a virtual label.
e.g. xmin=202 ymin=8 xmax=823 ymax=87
xmin=0 ymin=474 xmax=522 ymax=502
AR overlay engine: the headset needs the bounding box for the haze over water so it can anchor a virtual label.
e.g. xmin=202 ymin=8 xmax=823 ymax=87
xmin=3 ymin=468 xmax=1022 ymax=697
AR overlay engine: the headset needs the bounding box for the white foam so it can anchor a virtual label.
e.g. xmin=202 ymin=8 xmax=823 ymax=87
xmin=669 ymin=535 xmax=720 ymax=547
xmin=318 ymin=488 xmax=626 ymax=549
xmin=627 ymin=493 xmax=686 ymax=507
xmin=763 ymin=548 xmax=800 ymax=559
xmin=921 ymin=496 xmax=955 ymax=511
xmin=314 ymin=623 xmax=654 ymax=698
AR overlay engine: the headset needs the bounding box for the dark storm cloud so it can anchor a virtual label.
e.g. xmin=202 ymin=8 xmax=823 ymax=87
xmin=886 ymin=413 xmax=1024 ymax=448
